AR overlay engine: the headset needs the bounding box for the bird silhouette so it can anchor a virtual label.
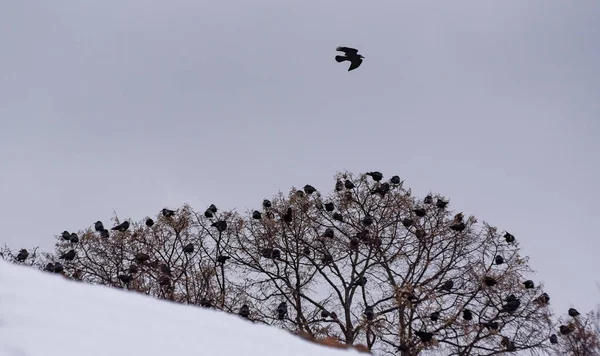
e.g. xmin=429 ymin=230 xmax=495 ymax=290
xmin=323 ymin=228 xmax=334 ymax=238
xmin=504 ymin=232 xmax=515 ymax=243
xmin=362 ymin=215 xmax=374 ymax=226
xmin=100 ymin=229 xmax=110 ymax=238
xmin=200 ymin=298 xmax=213 ymax=308
xmin=16 ymin=249 xmax=29 ymax=262
xmin=440 ymin=280 xmax=454 ymax=292
xmin=61 ymin=231 xmax=70 ymax=240
xmin=111 ymin=221 xmax=130 ymax=232
xmin=216 ymin=255 xmax=230 ymax=264
xmin=162 ymin=208 xmax=175 ymax=217
xmin=59 ymin=249 xmax=76 ymax=261
xmin=335 ymin=46 xmax=365 ymax=71
xmin=501 ymin=295 xmax=521 ymax=313
xmin=430 ymin=311 xmax=440 ymax=322
xmin=568 ymin=308 xmax=580 ymax=317
xmin=413 ymin=208 xmax=426 ymax=217
xmin=549 ymin=334 xmax=558 ymax=344
xmin=344 ymin=180 xmax=355 ymax=189
xmin=364 ymin=306 xmax=375 ymax=321
xmin=277 ymin=302 xmax=288 ymax=320
xmin=523 ymin=280 xmax=535 ymax=289
xmin=145 ymin=218 xmax=154 ymax=227
xmin=69 ymin=233 xmax=79 ymax=243
xmin=559 ymin=324 xmax=573 ymax=335
xmin=354 ymin=276 xmax=367 ymax=287
xmin=303 ymin=185 xmax=317 ymax=195
xmin=463 ymin=309 xmax=473 ymax=321
xmin=262 ymin=199 xmax=272 ymax=208
xmin=211 ymin=220 xmax=227 ymax=232
xmin=135 ymin=253 xmax=150 ymax=263
xmin=366 ymin=171 xmax=383 ymax=181
xmin=424 ymin=195 xmax=433 ymax=204
xmin=252 ymin=210 xmax=262 ymax=219
xmin=182 ymin=243 xmax=194 ymax=253
xmin=495 ymin=255 xmax=504 ymax=265
xmin=118 ymin=274 xmax=133 ymax=284
xmin=436 ymin=199 xmax=448 ymax=209
xmin=483 ymin=276 xmax=497 ymax=287
xmin=324 ymin=202 xmax=335 ymax=212
xmin=283 ymin=208 xmax=293 ymax=223
xmin=94 ymin=221 xmax=104 ymax=232
xmin=390 ymin=175 xmax=401 ymax=184
xmin=239 ymin=304 xmax=250 ymax=319
xmin=415 ymin=331 xmax=434 ymax=343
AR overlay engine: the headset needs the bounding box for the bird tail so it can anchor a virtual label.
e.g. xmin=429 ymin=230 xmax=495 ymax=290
xmin=335 ymin=55 xmax=347 ymax=63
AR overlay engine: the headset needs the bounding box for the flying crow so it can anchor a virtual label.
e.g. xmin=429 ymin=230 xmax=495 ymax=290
xmin=335 ymin=46 xmax=364 ymax=71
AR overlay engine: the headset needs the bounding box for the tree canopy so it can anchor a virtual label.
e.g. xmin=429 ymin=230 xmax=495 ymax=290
xmin=3 ymin=170 xmax=599 ymax=356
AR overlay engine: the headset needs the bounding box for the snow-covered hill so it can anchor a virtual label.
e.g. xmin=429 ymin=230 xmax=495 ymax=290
xmin=0 ymin=260 xmax=361 ymax=356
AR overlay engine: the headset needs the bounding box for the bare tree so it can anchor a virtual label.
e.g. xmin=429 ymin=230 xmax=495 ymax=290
xmin=3 ymin=170 xmax=599 ymax=356
xmin=220 ymin=171 xmax=558 ymax=355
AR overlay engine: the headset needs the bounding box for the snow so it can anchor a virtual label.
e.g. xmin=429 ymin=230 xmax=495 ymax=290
xmin=0 ymin=260 xmax=360 ymax=356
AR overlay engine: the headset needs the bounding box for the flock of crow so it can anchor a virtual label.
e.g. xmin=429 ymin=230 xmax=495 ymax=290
xmin=10 ymin=170 xmax=587 ymax=351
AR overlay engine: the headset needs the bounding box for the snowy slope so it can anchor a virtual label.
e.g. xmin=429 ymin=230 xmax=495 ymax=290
xmin=0 ymin=260 xmax=361 ymax=356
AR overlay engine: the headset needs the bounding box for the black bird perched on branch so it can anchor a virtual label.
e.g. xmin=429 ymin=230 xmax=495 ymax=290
xmin=216 ymin=255 xmax=230 ymax=264
xmin=366 ymin=171 xmax=383 ymax=182
xmin=277 ymin=302 xmax=288 ymax=320
xmin=568 ymin=308 xmax=580 ymax=317
xmin=211 ymin=220 xmax=227 ymax=232
xmin=111 ymin=221 xmax=130 ymax=232
xmin=335 ymin=46 xmax=364 ymax=71
xmin=501 ymin=295 xmax=521 ymax=313
xmin=59 ymin=249 xmax=76 ymax=261
xmin=16 ymin=249 xmax=29 ymax=262
xmin=504 ymin=232 xmax=515 ymax=243
xmin=440 ymin=280 xmax=454 ymax=292
xmin=463 ymin=309 xmax=473 ymax=321
xmin=94 ymin=221 xmax=104 ymax=232
xmin=364 ymin=306 xmax=375 ymax=321
xmin=183 ymin=243 xmax=194 ymax=253
xmin=523 ymin=280 xmax=535 ymax=289
xmin=162 ymin=208 xmax=175 ymax=217
xmin=145 ymin=218 xmax=154 ymax=227
xmin=415 ymin=331 xmax=434 ymax=343
xmin=239 ymin=304 xmax=250 ymax=319
xmin=303 ymin=184 xmax=317 ymax=195
xmin=483 ymin=276 xmax=497 ymax=287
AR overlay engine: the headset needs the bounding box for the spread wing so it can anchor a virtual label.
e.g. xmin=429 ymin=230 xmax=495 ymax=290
xmin=348 ymin=58 xmax=363 ymax=71
xmin=336 ymin=46 xmax=359 ymax=55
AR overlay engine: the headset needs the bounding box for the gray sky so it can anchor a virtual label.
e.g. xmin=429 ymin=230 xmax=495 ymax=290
xmin=1 ymin=0 xmax=599 ymax=320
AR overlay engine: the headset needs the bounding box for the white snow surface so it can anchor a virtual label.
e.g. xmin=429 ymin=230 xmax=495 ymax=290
xmin=0 ymin=260 xmax=361 ymax=356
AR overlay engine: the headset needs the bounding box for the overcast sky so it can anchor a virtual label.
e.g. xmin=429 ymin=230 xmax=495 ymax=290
xmin=1 ymin=0 xmax=599 ymax=321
